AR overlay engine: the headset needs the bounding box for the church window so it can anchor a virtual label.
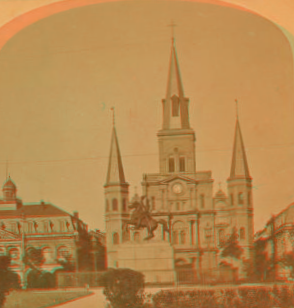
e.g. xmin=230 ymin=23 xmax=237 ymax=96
xmin=113 ymin=233 xmax=119 ymax=245
xmin=200 ymin=194 xmax=205 ymax=208
xmin=151 ymin=197 xmax=156 ymax=211
xmin=169 ymin=157 xmax=175 ymax=172
xmin=112 ymin=198 xmax=118 ymax=211
xmin=176 ymin=202 xmax=180 ymax=211
xmin=134 ymin=232 xmax=140 ymax=243
xmin=230 ymin=194 xmax=234 ymax=206
xmin=180 ymin=231 xmax=186 ymax=244
xmin=218 ymin=229 xmax=225 ymax=245
xmin=248 ymin=192 xmax=251 ymax=206
xmin=122 ymin=198 xmax=127 ymax=212
xmin=171 ymin=95 xmax=180 ymax=117
xmin=173 ymin=231 xmax=179 ymax=245
xmin=240 ymin=228 xmax=245 ymax=240
xmin=179 ymin=157 xmax=185 ymax=172
xmin=106 ymin=200 xmax=109 ymax=212
xmin=238 ymin=193 xmax=244 ymax=205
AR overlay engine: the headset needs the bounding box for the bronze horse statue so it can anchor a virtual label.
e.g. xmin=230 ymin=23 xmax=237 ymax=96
xmin=123 ymin=196 xmax=169 ymax=240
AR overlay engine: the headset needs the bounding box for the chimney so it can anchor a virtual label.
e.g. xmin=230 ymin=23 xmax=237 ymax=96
xmin=73 ymin=211 xmax=79 ymax=219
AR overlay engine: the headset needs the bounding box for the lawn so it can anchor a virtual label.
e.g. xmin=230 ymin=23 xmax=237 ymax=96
xmin=3 ymin=289 xmax=92 ymax=308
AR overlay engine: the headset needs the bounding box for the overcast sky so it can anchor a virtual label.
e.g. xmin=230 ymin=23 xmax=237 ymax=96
xmin=0 ymin=0 xmax=293 ymax=232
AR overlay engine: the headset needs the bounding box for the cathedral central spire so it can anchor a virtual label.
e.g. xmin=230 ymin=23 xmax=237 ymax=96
xmin=161 ymin=39 xmax=190 ymax=130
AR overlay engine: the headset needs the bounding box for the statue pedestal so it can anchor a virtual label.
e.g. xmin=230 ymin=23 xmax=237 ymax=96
xmin=117 ymin=240 xmax=175 ymax=284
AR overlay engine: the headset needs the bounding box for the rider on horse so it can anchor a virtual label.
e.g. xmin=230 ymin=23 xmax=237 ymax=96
xmin=133 ymin=196 xmax=151 ymax=229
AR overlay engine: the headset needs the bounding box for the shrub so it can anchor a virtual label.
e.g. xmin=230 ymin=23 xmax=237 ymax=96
xmin=0 ymin=256 xmax=20 ymax=308
xmin=99 ymin=268 xmax=145 ymax=308
xmin=27 ymin=270 xmax=55 ymax=289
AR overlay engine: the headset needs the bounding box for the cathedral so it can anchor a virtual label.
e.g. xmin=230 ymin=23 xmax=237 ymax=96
xmin=104 ymin=38 xmax=254 ymax=275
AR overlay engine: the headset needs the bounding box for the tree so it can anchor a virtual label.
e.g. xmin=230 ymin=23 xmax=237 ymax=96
xmin=23 ymin=247 xmax=45 ymax=271
xmin=23 ymin=247 xmax=54 ymax=289
xmin=278 ymin=251 xmax=294 ymax=279
xmin=0 ymin=256 xmax=20 ymax=307
xmin=220 ymin=227 xmax=243 ymax=260
xmin=254 ymin=238 xmax=274 ymax=281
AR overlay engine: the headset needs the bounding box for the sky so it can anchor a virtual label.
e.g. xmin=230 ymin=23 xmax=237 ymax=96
xmin=0 ymin=0 xmax=293 ymax=232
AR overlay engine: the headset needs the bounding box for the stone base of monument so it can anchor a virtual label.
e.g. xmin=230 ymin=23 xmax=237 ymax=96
xmin=117 ymin=240 xmax=175 ymax=284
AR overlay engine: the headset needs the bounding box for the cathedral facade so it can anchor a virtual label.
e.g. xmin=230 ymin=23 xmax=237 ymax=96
xmin=104 ymin=39 xmax=254 ymax=275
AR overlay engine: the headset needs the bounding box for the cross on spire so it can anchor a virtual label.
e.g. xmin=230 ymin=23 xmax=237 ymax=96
xmin=235 ymin=99 xmax=239 ymax=119
xmin=6 ymin=160 xmax=8 ymax=180
xmin=110 ymin=107 xmax=115 ymax=127
xmin=168 ymin=20 xmax=177 ymax=43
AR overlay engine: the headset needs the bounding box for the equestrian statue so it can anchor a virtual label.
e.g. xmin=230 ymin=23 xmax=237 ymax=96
xmin=123 ymin=195 xmax=169 ymax=240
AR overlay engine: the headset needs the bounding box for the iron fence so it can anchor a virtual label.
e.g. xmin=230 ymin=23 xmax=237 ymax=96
xmin=56 ymin=267 xmax=237 ymax=288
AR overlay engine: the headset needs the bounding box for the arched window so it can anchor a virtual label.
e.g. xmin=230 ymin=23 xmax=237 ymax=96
xmin=238 ymin=193 xmax=244 ymax=205
xmin=9 ymin=248 xmax=19 ymax=260
xmin=134 ymin=232 xmax=140 ymax=243
xmin=172 ymin=221 xmax=187 ymax=245
xmin=218 ymin=229 xmax=225 ymax=245
xmin=169 ymin=157 xmax=175 ymax=172
xmin=113 ymin=233 xmax=119 ymax=245
xmin=171 ymin=95 xmax=180 ymax=117
xmin=43 ymin=247 xmax=53 ymax=264
xmin=176 ymin=202 xmax=180 ymax=211
xmin=57 ymin=246 xmax=71 ymax=260
xmin=122 ymin=198 xmax=127 ymax=212
xmin=106 ymin=200 xmax=109 ymax=212
xmin=200 ymin=194 xmax=205 ymax=208
xmin=230 ymin=194 xmax=234 ymax=206
xmin=173 ymin=231 xmax=179 ymax=245
xmin=180 ymin=231 xmax=186 ymax=244
xmin=179 ymin=157 xmax=185 ymax=172
xmin=240 ymin=228 xmax=245 ymax=240
xmin=112 ymin=198 xmax=118 ymax=211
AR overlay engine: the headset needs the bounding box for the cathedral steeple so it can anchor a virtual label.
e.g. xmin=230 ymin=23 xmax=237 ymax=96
xmin=162 ymin=39 xmax=190 ymax=130
xmin=229 ymin=115 xmax=250 ymax=180
xmin=105 ymin=113 xmax=127 ymax=186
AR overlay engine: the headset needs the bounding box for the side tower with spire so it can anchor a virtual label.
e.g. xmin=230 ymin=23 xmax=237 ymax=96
xmin=227 ymin=107 xmax=254 ymax=260
xmin=104 ymin=113 xmax=129 ymax=268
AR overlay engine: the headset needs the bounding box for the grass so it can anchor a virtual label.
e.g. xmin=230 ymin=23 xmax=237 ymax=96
xmin=3 ymin=289 xmax=92 ymax=308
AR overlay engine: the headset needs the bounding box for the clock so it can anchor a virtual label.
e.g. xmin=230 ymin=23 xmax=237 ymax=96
xmin=172 ymin=183 xmax=183 ymax=194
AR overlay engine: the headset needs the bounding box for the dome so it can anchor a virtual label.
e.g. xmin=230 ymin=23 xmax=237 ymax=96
xmin=215 ymin=189 xmax=226 ymax=199
xmin=130 ymin=193 xmax=140 ymax=205
xmin=3 ymin=177 xmax=16 ymax=190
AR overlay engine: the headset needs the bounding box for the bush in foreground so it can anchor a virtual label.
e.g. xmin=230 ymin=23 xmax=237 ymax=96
xmin=151 ymin=285 xmax=294 ymax=308
xmin=100 ymin=268 xmax=145 ymax=308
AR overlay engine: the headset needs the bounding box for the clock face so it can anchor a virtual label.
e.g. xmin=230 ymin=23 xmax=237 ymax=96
xmin=173 ymin=183 xmax=183 ymax=194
